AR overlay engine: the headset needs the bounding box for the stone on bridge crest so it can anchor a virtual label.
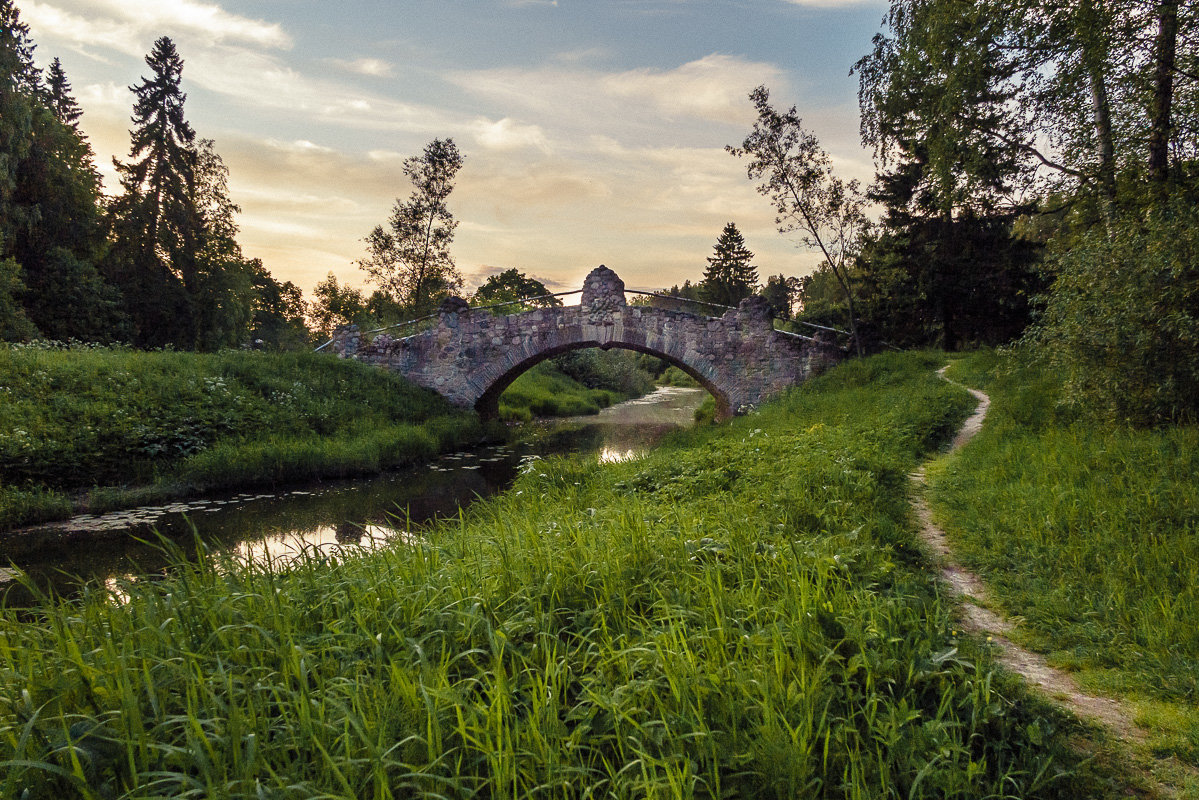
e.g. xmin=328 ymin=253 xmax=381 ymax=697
xmin=580 ymin=265 xmax=626 ymax=326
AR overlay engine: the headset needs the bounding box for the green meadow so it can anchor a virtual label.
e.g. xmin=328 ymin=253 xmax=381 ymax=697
xmin=0 ymin=352 xmax=1142 ymax=799
xmin=929 ymin=351 xmax=1199 ymax=767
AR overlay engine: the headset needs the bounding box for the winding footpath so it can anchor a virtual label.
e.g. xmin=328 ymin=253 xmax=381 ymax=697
xmin=913 ymin=368 xmax=1139 ymax=739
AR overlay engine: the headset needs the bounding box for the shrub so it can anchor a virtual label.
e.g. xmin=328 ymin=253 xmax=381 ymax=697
xmin=1023 ymin=203 xmax=1199 ymax=425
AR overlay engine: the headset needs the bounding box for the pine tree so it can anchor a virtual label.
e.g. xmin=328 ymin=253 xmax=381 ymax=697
xmin=699 ymin=222 xmax=758 ymax=307
xmin=44 ymin=58 xmax=81 ymax=128
xmin=108 ymin=36 xmax=203 ymax=347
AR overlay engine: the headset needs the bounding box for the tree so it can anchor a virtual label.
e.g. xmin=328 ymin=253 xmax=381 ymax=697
xmin=248 ymin=259 xmax=310 ymax=350
xmin=0 ymin=254 xmax=36 ymax=340
xmin=108 ymin=36 xmax=203 ymax=347
xmin=699 ymin=222 xmax=758 ymax=307
xmin=1 ymin=3 xmax=125 ymax=342
xmin=44 ymin=57 xmax=80 ymax=128
xmin=761 ymin=273 xmax=800 ymax=320
xmin=190 ymin=138 xmax=254 ymax=350
xmin=729 ymin=86 xmax=866 ymax=355
xmin=359 ymin=138 xmax=464 ymax=316
xmin=309 ymin=273 xmax=369 ymax=340
xmin=472 ymin=268 xmax=561 ymax=311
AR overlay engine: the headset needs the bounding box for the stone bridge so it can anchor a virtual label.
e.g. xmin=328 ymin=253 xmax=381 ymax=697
xmin=330 ymin=266 xmax=840 ymax=420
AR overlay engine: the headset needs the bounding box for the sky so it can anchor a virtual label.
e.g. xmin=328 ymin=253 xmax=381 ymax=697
xmin=19 ymin=0 xmax=890 ymax=297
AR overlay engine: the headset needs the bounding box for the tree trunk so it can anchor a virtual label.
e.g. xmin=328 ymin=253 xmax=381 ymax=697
xmin=1077 ymin=0 xmax=1118 ymax=226
xmin=1148 ymin=0 xmax=1179 ymax=190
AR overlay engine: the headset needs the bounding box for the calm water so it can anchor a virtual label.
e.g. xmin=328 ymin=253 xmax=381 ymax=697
xmin=0 ymin=387 xmax=705 ymax=599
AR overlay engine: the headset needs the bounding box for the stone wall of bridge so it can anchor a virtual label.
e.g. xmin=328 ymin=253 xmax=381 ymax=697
xmin=331 ymin=266 xmax=841 ymax=420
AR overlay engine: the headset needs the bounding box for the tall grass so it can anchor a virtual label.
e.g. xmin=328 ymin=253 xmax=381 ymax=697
xmin=930 ymin=350 xmax=1199 ymax=762
xmin=0 ymin=352 xmax=1125 ymax=798
xmin=0 ymin=346 xmax=483 ymax=529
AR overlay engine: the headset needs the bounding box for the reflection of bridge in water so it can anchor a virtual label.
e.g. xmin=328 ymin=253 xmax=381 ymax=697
xmin=329 ymin=265 xmax=841 ymax=421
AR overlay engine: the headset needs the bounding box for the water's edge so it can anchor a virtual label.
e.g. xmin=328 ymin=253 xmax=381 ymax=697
xmin=1 ymin=387 xmax=705 ymax=597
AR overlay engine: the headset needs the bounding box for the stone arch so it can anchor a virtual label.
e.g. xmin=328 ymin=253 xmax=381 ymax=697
xmin=330 ymin=266 xmax=840 ymax=420
xmin=473 ymin=340 xmax=733 ymax=421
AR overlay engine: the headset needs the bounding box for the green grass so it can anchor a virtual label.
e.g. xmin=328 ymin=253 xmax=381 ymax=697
xmin=498 ymin=360 xmax=624 ymax=422
xmin=0 ymin=346 xmax=485 ymax=530
xmin=929 ymin=350 xmax=1199 ymax=764
xmin=0 ymin=351 xmax=1137 ymax=798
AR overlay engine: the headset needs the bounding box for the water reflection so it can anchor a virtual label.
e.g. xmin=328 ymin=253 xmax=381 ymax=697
xmin=0 ymin=387 xmax=706 ymax=600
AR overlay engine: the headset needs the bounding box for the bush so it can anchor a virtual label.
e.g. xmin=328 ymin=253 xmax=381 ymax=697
xmin=1024 ymin=203 xmax=1199 ymax=425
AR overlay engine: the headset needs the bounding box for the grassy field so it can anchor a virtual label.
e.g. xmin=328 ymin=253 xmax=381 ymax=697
xmin=929 ymin=350 xmax=1199 ymax=766
xmin=0 ymin=352 xmax=1141 ymax=799
xmin=0 ymin=344 xmax=487 ymax=530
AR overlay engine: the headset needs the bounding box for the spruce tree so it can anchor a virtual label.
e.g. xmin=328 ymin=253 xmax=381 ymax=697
xmin=699 ymin=222 xmax=757 ymax=307
xmin=109 ymin=36 xmax=202 ymax=347
xmin=44 ymin=58 xmax=81 ymax=128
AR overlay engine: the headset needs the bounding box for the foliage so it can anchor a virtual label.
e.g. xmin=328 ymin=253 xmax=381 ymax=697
xmin=0 ymin=347 xmax=480 ymax=529
xmin=760 ymin=273 xmax=800 ymax=319
xmin=0 ymin=351 xmax=1130 ymax=798
xmin=106 ymin=36 xmax=203 ymax=349
xmin=471 ymin=268 xmax=561 ymax=312
xmin=551 ymin=348 xmax=656 ymax=399
xmin=0 ymin=255 xmax=35 ymax=340
xmin=729 ymin=86 xmax=866 ymax=354
xmin=497 ymin=360 xmax=622 ymax=422
xmin=699 ymin=222 xmax=758 ymax=307
xmin=930 ymin=350 xmax=1199 ymax=762
xmin=1022 ymin=202 xmax=1199 ymax=425
xmin=359 ymin=138 xmax=464 ymax=316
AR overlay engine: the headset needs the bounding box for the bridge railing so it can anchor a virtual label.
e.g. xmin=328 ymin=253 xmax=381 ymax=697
xmin=314 ymin=288 xmax=853 ymax=352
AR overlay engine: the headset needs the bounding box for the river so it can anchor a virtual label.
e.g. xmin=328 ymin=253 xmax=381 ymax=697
xmin=0 ymin=386 xmax=706 ymax=600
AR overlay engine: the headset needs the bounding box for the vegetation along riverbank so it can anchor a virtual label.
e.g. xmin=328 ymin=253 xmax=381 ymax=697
xmin=0 ymin=345 xmax=660 ymax=532
xmin=0 ymin=344 xmax=493 ymax=531
xmin=0 ymin=351 xmax=1152 ymax=799
xmin=927 ymin=350 xmax=1199 ymax=775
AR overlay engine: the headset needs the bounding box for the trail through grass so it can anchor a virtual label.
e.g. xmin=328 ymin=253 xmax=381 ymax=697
xmin=929 ymin=351 xmax=1199 ymax=768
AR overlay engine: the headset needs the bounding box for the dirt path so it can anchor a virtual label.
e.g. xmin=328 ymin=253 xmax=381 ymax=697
xmin=913 ymin=367 xmax=1143 ymax=741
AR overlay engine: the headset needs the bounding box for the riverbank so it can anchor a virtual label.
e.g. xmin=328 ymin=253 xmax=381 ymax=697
xmin=0 ymin=345 xmax=494 ymax=531
xmin=0 ymin=346 xmax=668 ymax=532
xmin=0 ymin=351 xmax=1141 ymax=798
xmin=927 ymin=350 xmax=1199 ymax=778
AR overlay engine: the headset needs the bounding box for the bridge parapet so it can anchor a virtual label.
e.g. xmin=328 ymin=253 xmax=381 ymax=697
xmin=334 ymin=266 xmax=840 ymax=420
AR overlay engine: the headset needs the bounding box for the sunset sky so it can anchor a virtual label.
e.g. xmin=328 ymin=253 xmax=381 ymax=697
xmin=20 ymin=0 xmax=888 ymax=296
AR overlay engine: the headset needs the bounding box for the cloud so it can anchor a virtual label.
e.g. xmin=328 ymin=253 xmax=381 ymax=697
xmin=448 ymin=54 xmax=786 ymax=133
xmin=603 ymin=54 xmax=785 ymax=125
xmin=325 ymin=57 xmax=395 ymax=77
xmin=22 ymin=0 xmax=290 ymax=52
xmin=470 ymin=118 xmax=551 ymax=153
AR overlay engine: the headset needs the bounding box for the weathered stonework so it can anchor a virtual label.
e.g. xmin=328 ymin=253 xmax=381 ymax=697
xmin=330 ymin=265 xmax=841 ymax=420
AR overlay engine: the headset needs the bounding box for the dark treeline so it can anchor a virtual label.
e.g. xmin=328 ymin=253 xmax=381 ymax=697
xmin=0 ymin=1 xmax=308 ymax=350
